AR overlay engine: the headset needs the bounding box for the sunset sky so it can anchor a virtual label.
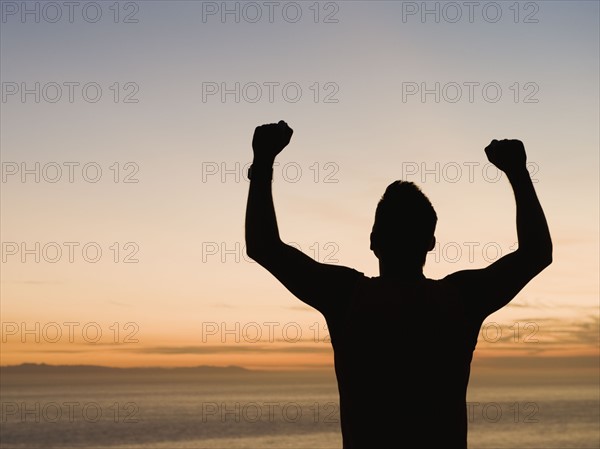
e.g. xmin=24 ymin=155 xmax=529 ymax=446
xmin=1 ymin=1 xmax=598 ymax=377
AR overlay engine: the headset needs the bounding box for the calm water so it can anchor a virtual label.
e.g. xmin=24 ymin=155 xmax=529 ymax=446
xmin=1 ymin=380 xmax=598 ymax=448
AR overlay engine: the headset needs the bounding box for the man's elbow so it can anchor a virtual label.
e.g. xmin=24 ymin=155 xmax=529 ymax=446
xmin=532 ymin=245 xmax=553 ymax=271
xmin=245 ymin=234 xmax=264 ymax=261
xmin=518 ymin=245 xmax=552 ymax=272
xmin=541 ymin=238 xmax=553 ymax=267
xmin=246 ymin=249 xmax=266 ymax=264
xmin=245 ymin=243 xmax=264 ymax=262
xmin=245 ymin=241 xmax=279 ymax=264
xmin=541 ymin=246 xmax=553 ymax=268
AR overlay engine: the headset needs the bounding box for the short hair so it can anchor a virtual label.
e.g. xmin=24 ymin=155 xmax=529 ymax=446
xmin=370 ymin=181 xmax=437 ymax=265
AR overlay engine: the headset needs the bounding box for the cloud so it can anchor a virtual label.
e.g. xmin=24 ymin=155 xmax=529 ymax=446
xmin=285 ymin=305 xmax=316 ymax=312
xmin=210 ymin=302 xmax=236 ymax=309
xmin=4 ymin=280 xmax=62 ymax=285
xmin=506 ymin=296 xmax=553 ymax=308
xmin=106 ymin=300 xmax=132 ymax=307
xmin=125 ymin=344 xmax=332 ymax=355
xmin=475 ymin=314 xmax=600 ymax=353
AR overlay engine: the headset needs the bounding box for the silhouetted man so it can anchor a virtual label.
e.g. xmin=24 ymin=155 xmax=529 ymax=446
xmin=245 ymin=121 xmax=552 ymax=448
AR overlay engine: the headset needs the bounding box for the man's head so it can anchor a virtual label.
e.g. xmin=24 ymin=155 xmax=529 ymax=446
xmin=370 ymin=181 xmax=437 ymax=267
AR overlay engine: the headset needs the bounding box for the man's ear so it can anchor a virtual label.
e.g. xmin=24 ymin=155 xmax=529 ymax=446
xmin=370 ymin=232 xmax=380 ymax=258
xmin=428 ymin=236 xmax=436 ymax=251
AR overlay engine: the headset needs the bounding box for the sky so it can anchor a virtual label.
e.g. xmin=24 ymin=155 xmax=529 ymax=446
xmin=1 ymin=1 xmax=598 ymax=378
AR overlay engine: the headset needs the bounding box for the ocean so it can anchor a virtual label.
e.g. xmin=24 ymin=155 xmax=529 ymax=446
xmin=1 ymin=373 xmax=598 ymax=448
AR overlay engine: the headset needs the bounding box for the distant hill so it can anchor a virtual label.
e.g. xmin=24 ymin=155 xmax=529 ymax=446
xmin=1 ymin=363 xmax=250 ymax=375
xmin=0 ymin=363 xmax=336 ymax=386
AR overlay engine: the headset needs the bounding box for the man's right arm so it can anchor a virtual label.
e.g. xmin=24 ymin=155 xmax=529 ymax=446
xmin=445 ymin=140 xmax=553 ymax=319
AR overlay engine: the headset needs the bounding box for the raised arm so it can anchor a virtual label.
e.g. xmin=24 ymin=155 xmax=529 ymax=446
xmin=245 ymin=121 xmax=291 ymax=253
xmin=445 ymin=139 xmax=553 ymax=319
xmin=245 ymin=121 xmax=362 ymax=314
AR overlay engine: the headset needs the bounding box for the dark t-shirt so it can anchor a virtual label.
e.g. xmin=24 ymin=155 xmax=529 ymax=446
xmin=322 ymin=272 xmax=484 ymax=449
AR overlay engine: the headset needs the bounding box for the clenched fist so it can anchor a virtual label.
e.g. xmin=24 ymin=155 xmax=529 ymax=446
xmin=485 ymin=139 xmax=527 ymax=174
xmin=252 ymin=121 xmax=293 ymax=163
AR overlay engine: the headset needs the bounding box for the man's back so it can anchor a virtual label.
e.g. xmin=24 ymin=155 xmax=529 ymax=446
xmin=325 ymin=274 xmax=481 ymax=448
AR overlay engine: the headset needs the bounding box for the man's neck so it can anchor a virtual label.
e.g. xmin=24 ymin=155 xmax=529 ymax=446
xmin=378 ymin=261 xmax=425 ymax=282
